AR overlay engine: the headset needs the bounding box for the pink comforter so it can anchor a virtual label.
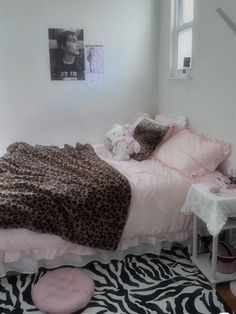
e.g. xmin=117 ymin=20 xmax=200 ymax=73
xmin=0 ymin=145 xmax=220 ymax=264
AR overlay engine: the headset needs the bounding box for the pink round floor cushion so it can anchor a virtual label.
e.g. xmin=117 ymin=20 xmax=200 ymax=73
xmin=31 ymin=268 xmax=94 ymax=314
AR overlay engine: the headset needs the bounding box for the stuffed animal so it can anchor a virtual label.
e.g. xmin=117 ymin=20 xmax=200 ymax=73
xmin=112 ymin=135 xmax=140 ymax=161
xmin=105 ymin=124 xmax=140 ymax=161
xmin=105 ymin=124 xmax=126 ymax=151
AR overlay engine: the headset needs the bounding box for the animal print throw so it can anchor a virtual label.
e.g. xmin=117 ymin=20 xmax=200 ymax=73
xmin=131 ymin=118 xmax=169 ymax=161
xmin=0 ymin=142 xmax=131 ymax=250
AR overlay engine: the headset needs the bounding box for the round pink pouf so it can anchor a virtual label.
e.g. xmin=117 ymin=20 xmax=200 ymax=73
xmin=31 ymin=268 xmax=94 ymax=314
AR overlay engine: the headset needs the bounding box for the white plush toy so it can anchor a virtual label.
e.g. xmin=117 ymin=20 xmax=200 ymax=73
xmin=105 ymin=124 xmax=125 ymax=151
xmin=105 ymin=124 xmax=140 ymax=161
xmin=112 ymin=136 xmax=140 ymax=161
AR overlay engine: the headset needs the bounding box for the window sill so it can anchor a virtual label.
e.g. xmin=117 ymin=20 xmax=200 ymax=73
xmin=167 ymin=68 xmax=192 ymax=80
xmin=166 ymin=76 xmax=192 ymax=80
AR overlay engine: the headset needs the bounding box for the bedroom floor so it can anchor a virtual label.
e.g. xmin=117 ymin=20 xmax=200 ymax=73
xmin=217 ymin=283 xmax=236 ymax=313
xmin=0 ymin=244 xmax=232 ymax=314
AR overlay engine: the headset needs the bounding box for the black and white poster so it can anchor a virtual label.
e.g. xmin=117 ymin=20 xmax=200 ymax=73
xmin=48 ymin=28 xmax=85 ymax=81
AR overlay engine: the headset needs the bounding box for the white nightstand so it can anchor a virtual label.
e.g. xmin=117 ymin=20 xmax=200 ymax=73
xmin=181 ymin=183 xmax=236 ymax=286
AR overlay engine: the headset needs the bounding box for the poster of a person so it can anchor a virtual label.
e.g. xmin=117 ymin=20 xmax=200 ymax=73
xmin=85 ymin=45 xmax=104 ymax=74
xmin=48 ymin=28 xmax=85 ymax=81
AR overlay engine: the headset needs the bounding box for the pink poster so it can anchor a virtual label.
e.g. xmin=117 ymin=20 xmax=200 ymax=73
xmin=85 ymin=45 xmax=104 ymax=74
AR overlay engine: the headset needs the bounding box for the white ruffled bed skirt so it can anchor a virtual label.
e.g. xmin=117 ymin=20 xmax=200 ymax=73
xmin=1 ymin=243 xmax=165 ymax=278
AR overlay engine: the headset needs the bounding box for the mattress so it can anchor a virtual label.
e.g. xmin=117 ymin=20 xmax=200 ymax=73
xmin=0 ymin=145 xmax=220 ymax=277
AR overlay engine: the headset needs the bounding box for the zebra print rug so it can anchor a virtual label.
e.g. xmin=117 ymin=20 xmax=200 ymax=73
xmin=0 ymin=244 xmax=232 ymax=314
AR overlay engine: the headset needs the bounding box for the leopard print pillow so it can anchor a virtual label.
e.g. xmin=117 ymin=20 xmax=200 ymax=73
xmin=131 ymin=118 xmax=169 ymax=161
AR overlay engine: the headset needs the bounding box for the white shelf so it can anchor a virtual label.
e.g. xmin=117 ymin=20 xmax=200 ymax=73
xmin=187 ymin=183 xmax=236 ymax=286
xmin=192 ymin=254 xmax=236 ymax=284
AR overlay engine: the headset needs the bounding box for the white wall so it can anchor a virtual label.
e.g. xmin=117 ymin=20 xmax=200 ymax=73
xmin=0 ymin=0 xmax=159 ymax=149
xmin=157 ymin=0 xmax=236 ymax=171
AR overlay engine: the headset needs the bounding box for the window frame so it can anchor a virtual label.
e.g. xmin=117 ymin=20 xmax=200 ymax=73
xmin=169 ymin=0 xmax=194 ymax=79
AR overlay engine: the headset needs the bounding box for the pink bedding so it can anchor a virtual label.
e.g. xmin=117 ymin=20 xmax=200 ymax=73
xmin=0 ymin=145 xmax=220 ymax=267
xmin=95 ymin=145 xmax=220 ymax=247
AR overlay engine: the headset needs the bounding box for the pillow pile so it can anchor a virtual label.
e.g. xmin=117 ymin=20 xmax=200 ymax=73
xmin=153 ymin=128 xmax=230 ymax=177
xmin=104 ymin=112 xmax=230 ymax=171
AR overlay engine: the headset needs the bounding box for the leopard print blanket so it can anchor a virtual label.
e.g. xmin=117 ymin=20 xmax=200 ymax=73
xmin=0 ymin=142 xmax=131 ymax=250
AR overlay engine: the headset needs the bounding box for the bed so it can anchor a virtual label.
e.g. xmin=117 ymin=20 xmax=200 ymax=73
xmin=0 ymin=144 xmax=225 ymax=277
xmin=0 ymin=113 xmax=230 ymax=277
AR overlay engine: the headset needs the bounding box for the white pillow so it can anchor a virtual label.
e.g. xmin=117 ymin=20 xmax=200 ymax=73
xmin=155 ymin=114 xmax=187 ymax=129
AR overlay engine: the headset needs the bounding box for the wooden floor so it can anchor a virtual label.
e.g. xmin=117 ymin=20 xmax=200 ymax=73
xmin=217 ymin=283 xmax=236 ymax=313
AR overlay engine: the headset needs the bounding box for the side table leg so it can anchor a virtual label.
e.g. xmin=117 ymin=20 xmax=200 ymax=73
xmin=193 ymin=214 xmax=198 ymax=260
xmin=211 ymin=234 xmax=218 ymax=283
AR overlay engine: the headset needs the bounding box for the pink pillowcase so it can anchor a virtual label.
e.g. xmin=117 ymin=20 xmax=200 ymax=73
xmin=154 ymin=128 xmax=230 ymax=178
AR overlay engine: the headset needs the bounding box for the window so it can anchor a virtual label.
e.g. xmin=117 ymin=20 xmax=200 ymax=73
xmin=170 ymin=0 xmax=194 ymax=78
